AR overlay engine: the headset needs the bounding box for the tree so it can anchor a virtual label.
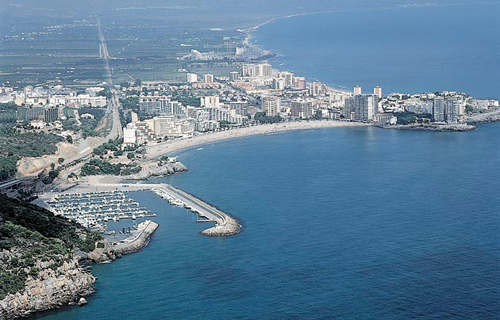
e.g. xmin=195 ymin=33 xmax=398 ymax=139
xmin=127 ymin=153 xmax=135 ymax=160
xmin=48 ymin=170 xmax=60 ymax=179
xmin=50 ymin=163 xmax=55 ymax=170
xmin=254 ymin=112 xmax=281 ymax=124
xmin=66 ymin=135 xmax=73 ymax=144
xmin=58 ymin=158 xmax=65 ymax=164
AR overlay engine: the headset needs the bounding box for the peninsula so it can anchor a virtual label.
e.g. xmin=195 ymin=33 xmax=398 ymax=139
xmin=0 ymin=3 xmax=499 ymax=319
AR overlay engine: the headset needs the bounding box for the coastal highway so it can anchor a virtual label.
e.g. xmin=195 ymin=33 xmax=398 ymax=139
xmin=0 ymin=19 xmax=123 ymax=189
xmin=97 ymin=17 xmax=123 ymax=141
xmin=57 ymin=19 xmax=123 ymax=177
xmin=0 ymin=177 xmax=32 ymax=190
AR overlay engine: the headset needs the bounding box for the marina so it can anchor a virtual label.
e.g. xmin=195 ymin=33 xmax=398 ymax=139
xmin=39 ymin=183 xmax=241 ymax=237
xmin=45 ymin=190 xmax=157 ymax=231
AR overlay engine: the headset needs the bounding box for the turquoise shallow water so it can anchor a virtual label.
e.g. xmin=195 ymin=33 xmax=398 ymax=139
xmin=253 ymin=2 xmax=500 ymax=99
xmin=35 ymin=124 xmax=500 ymax=319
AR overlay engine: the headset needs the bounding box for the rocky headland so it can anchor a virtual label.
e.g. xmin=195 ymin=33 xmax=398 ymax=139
xmin=124 ymin=160 xmax=188 ymax=180
xmin=0 ymin=194 xmax=156 ymax=320
xmin=465 ymin=108 xmax=500 ymax=124
xmin=381 ymin=123 xmax=476 ymax=132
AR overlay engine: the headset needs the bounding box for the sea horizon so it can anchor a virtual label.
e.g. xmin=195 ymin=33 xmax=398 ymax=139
xmin=2 ymin=1 xmax=499 ymax=319
xmin=252 ymin=1 xmax=500 ymax=99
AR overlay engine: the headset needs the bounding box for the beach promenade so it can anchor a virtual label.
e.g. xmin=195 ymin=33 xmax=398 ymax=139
xmin=146 ymin=120 xmax=370 ymax=158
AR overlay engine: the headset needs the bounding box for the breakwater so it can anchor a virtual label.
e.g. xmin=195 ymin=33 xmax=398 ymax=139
xmin=112 ymin=220 xmax=159 ymax=255
xmin=153 ymin=185 xmax=241 ymax=236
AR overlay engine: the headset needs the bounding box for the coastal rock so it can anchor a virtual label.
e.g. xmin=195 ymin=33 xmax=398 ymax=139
xmin=85 ymin=240 xmax=117 ymax=263
xmin=0 ymin=239 xmax=118 ymax=320
xmin=382 ymin=123 xmax=476 ymax=132
xmin=465 ymin=108 xmax=500 ymax=124
xmin=125 ymin=161 xmax=188 ymax=180
xmin=200 ymin=216 xmax=241 ymax=237
xmin=0 ymin=258 xmax=96 ymax=320
xmin=112 ymin=221 xmax=159 ymax=255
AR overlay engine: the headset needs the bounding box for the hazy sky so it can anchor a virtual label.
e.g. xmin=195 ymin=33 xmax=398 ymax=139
xmin=2 ymin=0 xmax=495 ymax=28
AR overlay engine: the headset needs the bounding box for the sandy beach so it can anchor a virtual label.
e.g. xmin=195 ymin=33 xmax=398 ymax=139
xmin=146 ymin=120 xmax=370 ymax=158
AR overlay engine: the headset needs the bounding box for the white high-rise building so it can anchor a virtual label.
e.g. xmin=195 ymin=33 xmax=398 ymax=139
xmin=293 ymin=77 xmax=307 ymax=90
xmin=260 ymin=63 xmax=273 ymax=78
xmin=374 ymin=86 xmax=383 ymax=99
xmin=139 ymin=96 xmax=186 ymax=117
xmin=280 ymin=72 xmax=295 ymax=88
xmin=229 ymin=71 xmax=240 ymax=81
xmin=309 ymin=82 xmax=326 ymax=96
xmin=241 ymin=63 xmax=273 ymax=78
xmin=123 ymin=125 xmax=137 ymax=146
xmin=200 ymin=96 xmax=220 ymax=108
xmin=291 ymin=100 xmax=314 ymax=118
xmin=443 ymin=97 xmax=464 ymax=123
xmin=187 ymin=73 xmax=198 ymax=83
xmin=354 ymin=85 xmax=362 ymax=95
xmin=272 ymin=78 xmax=285 ymax=90
xmin=203 ymin=74 xmax=214 ymax=83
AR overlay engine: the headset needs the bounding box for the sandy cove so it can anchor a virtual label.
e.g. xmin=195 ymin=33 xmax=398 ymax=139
xmin=146 ymin=120 xmax=370 ymax=158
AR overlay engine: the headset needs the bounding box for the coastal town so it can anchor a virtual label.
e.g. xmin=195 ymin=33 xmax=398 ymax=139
xmin=1 ymin=40 xmax=500 ymax=243
xmin=1 ymin=6 xmax=500 ymax=319
xmin=2 ymin=53 xmax=499 ymax=239
xmin=2 ymin=61 xmax=499 ymax=153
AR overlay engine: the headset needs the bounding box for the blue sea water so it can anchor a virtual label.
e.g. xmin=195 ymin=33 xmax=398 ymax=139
xmin=35 ymin=124 xmax=500 ymax=319
xmin=31 ymin=3 xmax=500 ymax=319
xmin=253 ymin=2 xmax=500 ymax=99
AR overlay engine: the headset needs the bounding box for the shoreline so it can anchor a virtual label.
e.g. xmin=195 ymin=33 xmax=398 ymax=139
xmin=242 ymin=11 xmax=353 ymax=94
xmin=146 ymin=121 xmax=370 ymax=158
xmin=242 ymin=5 xmax=499 ymax=100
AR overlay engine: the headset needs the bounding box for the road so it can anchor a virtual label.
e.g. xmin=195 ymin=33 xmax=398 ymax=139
xmin=53 ymin=19 xmax=123 ymax=184
xmin=60 ymin=19 xmax=122 ymax=168
xmin=97 ymin=17 xmax=123 ymax=142
xmin=1 ymin=19 xmax=123 ymax=190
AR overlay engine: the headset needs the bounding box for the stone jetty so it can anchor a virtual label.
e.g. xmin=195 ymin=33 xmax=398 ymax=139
xmin=112 ymin=220 xmax=159 ymax=255
xmin=152 ymin=184 xmax=241 ymax=237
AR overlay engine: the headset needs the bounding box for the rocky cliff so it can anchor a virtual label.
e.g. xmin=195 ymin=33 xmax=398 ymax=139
xmin=0 ymin=258 xmax=96 ymax=319
xmin=0 ymin=194 xmax=115 ymax=319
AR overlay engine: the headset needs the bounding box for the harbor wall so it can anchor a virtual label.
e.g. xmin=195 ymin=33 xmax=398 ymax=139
xmin=112 ymin=221 xmax=159 ymax=255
